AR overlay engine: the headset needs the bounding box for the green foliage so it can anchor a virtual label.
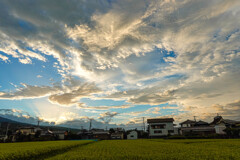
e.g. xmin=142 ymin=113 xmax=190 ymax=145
xmin=0 ymin=139 xmax=240 ymax=160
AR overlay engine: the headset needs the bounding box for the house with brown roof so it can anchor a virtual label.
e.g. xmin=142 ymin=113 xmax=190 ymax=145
xmin=111 ymin=132 xmax=124 ymax=140
xmin=93 ymin=131 xmax=110 ymax=140
xmin=147 ymin=118 xmax=176 ymax=138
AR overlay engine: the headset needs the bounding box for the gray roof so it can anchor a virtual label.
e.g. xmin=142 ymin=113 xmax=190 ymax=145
xmin=93 ymin=131 xmax=109 ymax=135
xmin=147 ymin=118 xmax=174 ymax=123
xmin=218 ymin=119 xmax=240 ymax=125
xmin=180 ymin=119 xmax=196 ymax=125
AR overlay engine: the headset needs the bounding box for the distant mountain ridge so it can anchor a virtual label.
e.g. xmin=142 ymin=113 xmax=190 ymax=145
xmin=0 ymin=116 xmax=30 ymax=125
xmin=0 ymin=116 xmax=81 ymax=133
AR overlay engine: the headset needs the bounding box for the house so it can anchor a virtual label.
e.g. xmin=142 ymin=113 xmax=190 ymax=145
xmin=127 ymin=131 xmax=138 ymax=139
xmin=93 ymin=131 xmax=110 ymax=140
xmin=40 ymin=130 xmax=53 ymax=136
xmin=52 ymin=131 xmax=68 ymax=140
xmin=112 ymin=128 xmax=124 ymax=133
xmin=147 ymin=118 xmax=175 ymax=138
xmin=180 ymin=120 xmax=196 ymax=128
xmin=16 ymin=127 xmax=42 ymax=135
xmin=77 ymin=130 xmax=93 ymax=139
xmin=111 ymin=132 xmax=124 ymax=140
xmin=210 ymin=116 xmax=240 ymax=135
xmin=180 ymin=120 xmax=215 ymax=136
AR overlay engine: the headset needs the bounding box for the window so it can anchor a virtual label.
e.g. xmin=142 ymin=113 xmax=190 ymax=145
xmin=154 ymin=130 xmax=162 ymax=134
xmin=168 ymin=130 xmax=174 ymax=134
xmin=131 ymin=135 xmax=134 ymax=137
xmin=151 ymin=124 xmax=166 ymax=129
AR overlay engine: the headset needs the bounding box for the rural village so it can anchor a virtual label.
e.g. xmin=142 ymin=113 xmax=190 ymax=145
xmin=1 ymin=115 xmax=240 ymax=143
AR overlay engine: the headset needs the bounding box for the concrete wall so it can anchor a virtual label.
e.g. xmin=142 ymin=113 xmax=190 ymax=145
xmin=149 ymin=122 xmax=174 ymax=136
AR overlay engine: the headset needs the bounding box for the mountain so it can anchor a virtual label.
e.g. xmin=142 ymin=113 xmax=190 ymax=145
xmin=0 ymin=116 xmax=81 ymax=133
xmin=0 ymin=116 xmax=21 ymax=123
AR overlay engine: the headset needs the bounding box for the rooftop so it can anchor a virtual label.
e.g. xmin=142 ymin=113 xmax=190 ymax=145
xmin=180 ymin=119 xmax=196 ymax=125
xmin=147 ymin=118 xmax=174 ymax=123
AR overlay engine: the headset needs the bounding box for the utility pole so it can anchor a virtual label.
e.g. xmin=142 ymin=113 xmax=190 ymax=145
xmin=37 ymin=120 xmax=40 ymax=127
xmin=5 ymin=123 xmax=9 ymax=137
xmin=4 ymin=123 xmax=10 ymax=142
xmin=89 ymin=119 xmax=92 ymax=131
xmin=105 ymin=126 xmax=108 ymax=131
xmin=142 ymin=117 xmax=145 ymax=132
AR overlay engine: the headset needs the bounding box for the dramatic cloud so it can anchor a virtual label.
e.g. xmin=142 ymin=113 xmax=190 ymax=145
xmin=98 ymin=111 xmax=119 ymax=123
xmin=0 ymin=109 xmax=55 ymax=125
xmin=77 ymin=103 xmax=131 ymax=110
xmin=48 ymin=83 xmax=101 ymax=106
xmin=0 ymin=84 xmax=60 ymax=100
xmin=0 ymin=0 xmax=240 ymax=125
xmin=0 ymin=81 xmax=100 ymax=107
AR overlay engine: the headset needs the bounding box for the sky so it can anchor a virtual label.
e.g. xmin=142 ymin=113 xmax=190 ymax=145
xmin=0 ymin=0 xmax=240 ymax=129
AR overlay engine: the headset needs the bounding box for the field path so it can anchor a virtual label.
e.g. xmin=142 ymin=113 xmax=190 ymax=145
xmin=40 ymin=141 xmax=96 ymax=160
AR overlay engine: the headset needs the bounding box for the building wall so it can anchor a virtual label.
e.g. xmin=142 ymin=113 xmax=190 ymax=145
xmin=149 ymin=122 xmax=174 ymax=136
xmin=19 ymin=129 xmax=35 ymax=135
xmin=58 ymin=134 xmax=65 ymax=140
xmin=214 ymin=123 xmax=226 ymax=134
xmin=127 ymin=131 xmax=138 ymax=139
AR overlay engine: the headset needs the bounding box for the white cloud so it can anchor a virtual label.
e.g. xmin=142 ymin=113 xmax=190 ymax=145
xmin=37 ymin=75 xmax=42 ymax=78
xmin=77 ymin=103 xmax=131 ymax=110
xmin=0 ymin=83 xmax=60 ymax=100
xmin=48 ymin=83 xmax=101 ymax=106
xmin=0 ymin=54 xmax=9 ymax=62
xmin=98 ymin=111 xmax=119 ymax=123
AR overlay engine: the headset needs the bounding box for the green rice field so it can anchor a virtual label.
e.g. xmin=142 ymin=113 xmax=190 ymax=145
xmin=1 ymin=139 xmax=240 ymax=160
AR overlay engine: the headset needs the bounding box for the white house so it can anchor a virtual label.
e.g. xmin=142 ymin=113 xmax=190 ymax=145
xmin=127 ymin=131 xmax=138 ymax=139
xmin=147 ymin=118 xmax=175 ymax=137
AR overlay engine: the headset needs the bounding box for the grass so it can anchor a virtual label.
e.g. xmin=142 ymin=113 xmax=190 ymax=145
xmin=0 ymin=140 xmax=94 ymax=160
xmin=0 ymin=139 xmax=240 ymax=160
xmin=47 ymin=139 xmax=240 ymax=160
